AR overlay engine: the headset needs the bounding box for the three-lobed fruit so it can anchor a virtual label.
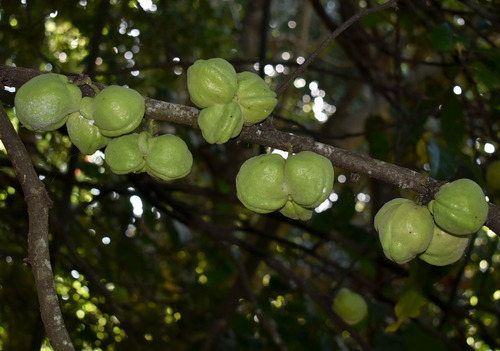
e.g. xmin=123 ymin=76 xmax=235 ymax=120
xmin=428 ymin=178 xmax=488 ymax=235
xmin=374 ymin=198 xmax=434 ymax=264
xmin=279 ymin=200 xmax=313 ymax=221
xmin=14 ymin=73 xmax=82 ymax=131
xmin=145 ymin=134 xmax=193 ymax=181
xmin=419 ymin=224 xmax=470 ymax=266
xmin=236 ymin=154 xmax=289 ymax=214
xmin=187 ymin=58 xmax=238 ymax=108
xmin=197 ymin=101 xmax=244 ymax=144
xmin=104 ymin=133 xmax=146 ymax=175
xmin=284 ymin=151 xmax=334 ymax=208
xmin=332 ymin=288 xmax=368 ymax=325
xmin=92 ymin=85 xmax=145 ymax=137
xmin=235 ymin=71 xmax=277 ymax=126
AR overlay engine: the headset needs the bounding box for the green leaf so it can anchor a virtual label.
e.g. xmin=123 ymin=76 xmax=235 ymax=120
xmin=440 ymin=94 xmax=466 ymax=147
xmin=427 ymin=136 xmax=459 ymax=180
xmin=430 ymin=23 xmax=455 ymax=52
xmin=386 ymin=289 xmax=427 ymax=332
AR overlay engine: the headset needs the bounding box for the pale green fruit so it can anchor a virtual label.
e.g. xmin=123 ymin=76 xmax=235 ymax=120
xmin=236 ymin=154 xmax=288 ymax=213
xmin=197 ymin=101 xmax=244 ymax=144
xmin=104 ymin=133 xmax=146 ymax=174
xmin=145 ymin=134 xmax=193 ymax=181
xmin=284 ymin=151 xmax=334 ymax=208
xmin=14 ymin=73 xmax=82 ymax=131
xmin=187 ymin=58 xmax=238 ymax=108
xmin=66 ymin=111 xmax=110 ymax=155
xmin=332 ymin=288 xmax=368 ymax=325
xmin=92 ymin=85 xmax=145 ymax=137
xmin=374 ymin=199 xmax=434 ymax=264
xmin=235 ymin=71 xmax=277 ymax=126
xmin=429 ymin=178 xmax=488 ymax=235
xmin=279 ymin=200 xmax=313 ymax=221
xmin=373 ymin=198 xmax=409 ymax=230
xmin=419 ymin=225 xmax=470 ymax=266
xmin=485 ymin=160 xmax=500 ymax=190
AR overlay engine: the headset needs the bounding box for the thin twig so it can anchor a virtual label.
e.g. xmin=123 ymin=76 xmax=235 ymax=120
xmin=275 ymin=0 xmax=399 ymax=97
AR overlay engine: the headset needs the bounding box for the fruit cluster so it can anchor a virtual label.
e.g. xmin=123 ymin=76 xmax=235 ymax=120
xmin=374 ymin=178 xmax=488 ymax=266
xmin=187 ymin=58 xmax=277 ymax=144
xmin=14 ymin=73 xmax=193 ymax=180
xmin=235 ymin=151 xmax=334 ymax=221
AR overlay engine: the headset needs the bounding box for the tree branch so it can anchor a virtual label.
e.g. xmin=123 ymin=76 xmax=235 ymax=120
xmin=0 ymin=104 xmax=75 ymax=351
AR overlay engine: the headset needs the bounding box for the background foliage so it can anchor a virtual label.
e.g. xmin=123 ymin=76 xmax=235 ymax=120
xmin=0 ymin=0 xmax=499 ymax=350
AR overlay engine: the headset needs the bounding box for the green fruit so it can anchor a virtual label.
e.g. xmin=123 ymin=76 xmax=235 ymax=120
xmin=374 ymin=199 xmax=434 ymax=264
xmin=429 ymin=178 xmax=488 ymax=235
xmin=279 ymin=200 xmax=313 ymax=221
xmin=332 ymin=288 xmax=368 ymax=325
xmin=235 ymin=71 xmax=277 ymax=126
xmin=14 ymin=73 xmax=82 ymax=131
xmin=92 ymin=85 xmax=145 ymax=137
xmin=187 ymin=58 xmax=238 ymax=108
xmin=66 ymin=110 xmax=110 ymax=155
xmin=284 ymin=151 xmax=334 ymax=208
xmin=145 ymin=134 xmax=193 ymax=181
xmin=419 ymin=225 xmax=470 ymax=266
xmin=197 ymin=101 xmax=244 ymax=144
xmin=104 ymin=133 xmax=146 ymax=174
xmin=486 ymin=160 xmax=500 ymax=190
xmin=236 ymin=154 xmax=288 ymax=213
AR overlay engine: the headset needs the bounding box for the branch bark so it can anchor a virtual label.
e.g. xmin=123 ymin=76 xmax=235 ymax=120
xmin=0 ymin=104 xmax=75 ymax=351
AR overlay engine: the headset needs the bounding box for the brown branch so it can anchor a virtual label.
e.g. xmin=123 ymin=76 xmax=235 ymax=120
xmin=1 ymin=63 xmax=499 ymax=235
xmin=0 ymin=104 xmax=75 ymax=350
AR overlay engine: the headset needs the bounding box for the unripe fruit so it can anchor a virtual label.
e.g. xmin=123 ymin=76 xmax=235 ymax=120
xmin=486 ymin=160 xmax=500 ymax=190
xmin=419 ymin=225 xmax=470 ymax=266
xmin=279 ymin=200 xmax=313 ymax=221
xmin=14 ymin=73 xmax=82 ymax=131
xmin=284 ymin=151 xmax=334 ymax=208
xmin=332 ymin=288 xmax=368 ymax=325
xmin=187 ymin=58 xmax=238 ymax=108
xmin=428 ymin=178 xmax=488 ymax=235
xmin=66 ymin=110 xmax=110 ymax=155
xmin=235 ymin=71 xmax=277 ymax=126
xmin=92 ymin=85 xmax=145 ymax=137
xmin=104 ymin=133 xmax=146 ymax=175
xmin=197 ymin=101 xmax=244 ymax=144
xmin=236 ymin=154 xmax=288 ymax=213
xmin=145 ymin=134 xmax=193 ymax=181
xmin=375 ymin=199 xmax=434 ymax=264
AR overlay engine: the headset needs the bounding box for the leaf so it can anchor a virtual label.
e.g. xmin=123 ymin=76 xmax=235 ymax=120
xmin=430 ymin=23 xmax=455 ymax=52
xmin=440 ymin=93 xmax=466 ymax=147
xmin=427 ymin=136 xmax=459 ymax=180
xmin=386 ymin=289 xmax=427 ymax=332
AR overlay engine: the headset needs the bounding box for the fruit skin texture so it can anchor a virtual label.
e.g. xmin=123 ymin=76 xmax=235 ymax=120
xmin=374 ymin=199 xmax=434 ymax=264
xmin=279 ymin=200 xmax=313 ymax=221
xmin=429 ymin=178 xmax=488 ymax=235
xmin=145 ymin=134 xmax=193 ymax=181
xmin=419 ymin=225 xmax=470 ymax=266
xmin=104 ymin=133 xmax=146 ymax=175
xmin=332 ymin=288 xmax=368 ymax=325
xmin=236 ymin=154 xmax=288 ymax=214
xmin=66 ymin=111 xmax=110 ymax=155
xmin=486 ymin=160 xmax=500 ymax=190
xmin=235 ymin=71 xmax=277 ymax=126
xmin=187 ymin=58 xmax=238 ymax=108
xmin=197 ymin=101 xmax=244 ymax=144
xmin=92 ymin=85 xmax=145 ymax=137
xmin=284 ymin=151 xmax=334 ymax=208
xmin=14 ymin=73 xmax=82 ymax=131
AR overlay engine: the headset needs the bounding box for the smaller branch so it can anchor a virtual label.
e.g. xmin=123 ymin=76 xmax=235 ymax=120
xmin=0 ymin=104 xmax=75 ymax=351
xmin=276 ymin=0 xmax=399 ymax=97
